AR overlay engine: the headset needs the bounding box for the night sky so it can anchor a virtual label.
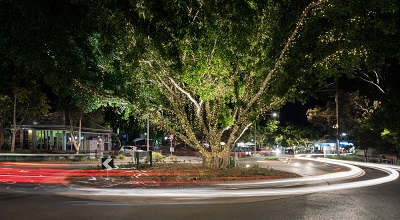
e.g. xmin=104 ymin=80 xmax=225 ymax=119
xmin=279 ymin=101 xmax=315 ymax=126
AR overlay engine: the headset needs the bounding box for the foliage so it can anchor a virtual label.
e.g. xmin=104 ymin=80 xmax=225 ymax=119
xmin=326 ymin=154 xmax=364 ymax=162
xmin=279 ymin=123 xmax=322 ymax=150
xmin=254 ymin=120 xmax=280 ymax=149
xmin=264 ymin=157 xmax=280 ymax=161
xmin=307 ymin=90 xmax=380 ymax=145
xmin=0 ymin=64 xmax=51 ymax=151
xmin=73 ymin=155 xmax=88 ymax=161
xmin=2 ymin=0 xmax=400 ymax=165
xmin=0 ymin=0 xmax=130 ymax=114
xmin=367 ymin=63 xmax=400 ymax=153
xmin=152 ymin=151 xmax=164 ymax=163
xmin=82 ymin=0 xmax=338 ymax=168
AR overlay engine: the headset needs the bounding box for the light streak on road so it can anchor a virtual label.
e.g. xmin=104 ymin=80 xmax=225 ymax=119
xmin=1 ymin=162 xmax=71 ymax=167
xmin=0 ymin=167 xmax=71 ymax=184
xmin=65 ymin=157 xmax=399 ymax=201
xmin=218 ymin=158 xmax=365 ymax=188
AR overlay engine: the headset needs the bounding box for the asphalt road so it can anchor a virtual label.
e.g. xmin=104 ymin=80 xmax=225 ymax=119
xmin=0 ymin=156 xmax=399 ymax=220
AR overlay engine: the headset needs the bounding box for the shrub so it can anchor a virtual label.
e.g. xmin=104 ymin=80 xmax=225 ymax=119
xmin=152 ymin=152 xmax=164 ymax=162
xmin=264 ymin=156 xmax=279 ymax=161
xmin=73 ymin=155 xmax=88 ymax=161
xmin=327 ymin=154 xmax=364 ymax=162
xmin=180 ymin=175 xmax=190 ymax=181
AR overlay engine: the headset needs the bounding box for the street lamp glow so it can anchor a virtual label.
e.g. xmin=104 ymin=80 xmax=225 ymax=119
xmin=270 ymin=111 xmax=279 ymax=119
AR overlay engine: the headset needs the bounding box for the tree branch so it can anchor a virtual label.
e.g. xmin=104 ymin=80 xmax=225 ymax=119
xmin=234 ymin=122 xmax=253 ymax=145
xmin=245 ymin=0 xmax=329 ymax=112
xmin=353 ymin=69 xmax=386 ymax=94
xmin=72 ymin=79 xmax=130 ymax=104
xmin=166 ymin=75 xmax=202 ymax=116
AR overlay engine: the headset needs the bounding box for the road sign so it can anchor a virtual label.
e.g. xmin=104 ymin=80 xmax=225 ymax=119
xmin=101 ymin=158 xmax=114 ymax=170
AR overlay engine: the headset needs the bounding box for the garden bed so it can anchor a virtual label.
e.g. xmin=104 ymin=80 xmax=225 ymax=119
xmin=66 ymin=163 xmax=301 ymax=188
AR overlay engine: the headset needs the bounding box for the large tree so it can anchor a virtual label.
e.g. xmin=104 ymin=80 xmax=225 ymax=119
xmin=3 ymin=0 xmax=398 ymax=166
xmin=82 ymin=0 xmax=399 ymax=168
xmin=85 ymin=0 xmax=336 ymax=168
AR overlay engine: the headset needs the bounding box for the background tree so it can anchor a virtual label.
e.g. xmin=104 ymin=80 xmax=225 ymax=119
xmin=302 ymin=0 xmax=399 ymax=153
xmin=253 ymin=120 xmax=280 ymax=150
xmin=281 ymin=123 xmax=321 ymax=152
xmin=307 ymin=89 xmax=380 ymax=146
xmin=0 ymin=64 xmax=50 ymax=152
xmin=366 ymin=63 xmax=400 ymax=154
xmin=0 ymin=0 xmax=129 ymax=153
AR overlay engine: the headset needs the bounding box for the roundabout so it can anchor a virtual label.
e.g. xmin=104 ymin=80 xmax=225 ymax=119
xmin=56 ymin=156 xmax=399 ymax=204
xmin=2 ymin=155 xmax=400 ymax=220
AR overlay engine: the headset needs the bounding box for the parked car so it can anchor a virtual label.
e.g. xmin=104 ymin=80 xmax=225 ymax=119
xmin=118 ymin=146 xmax=137 ymax=155
xmin=285 ymin=148 xmax=294 ymax=155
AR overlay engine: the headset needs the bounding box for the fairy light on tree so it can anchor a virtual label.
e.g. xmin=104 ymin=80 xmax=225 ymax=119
xmin=88 ymin=0 xmax=335 ymax=168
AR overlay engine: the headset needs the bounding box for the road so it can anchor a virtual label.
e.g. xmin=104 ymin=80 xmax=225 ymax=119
xmin=0 ymin=155 xmax=399 ymax=220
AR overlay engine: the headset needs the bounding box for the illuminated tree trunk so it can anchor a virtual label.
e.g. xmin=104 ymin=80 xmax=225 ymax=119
xmin=202 ymin=148 xmax=230 ymax=169
xmin=69 ymin=115 xmax=82 ymax=154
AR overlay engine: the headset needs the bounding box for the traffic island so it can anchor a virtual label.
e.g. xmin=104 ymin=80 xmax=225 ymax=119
xmin=65 ymin=163 xmax=301 ymax=189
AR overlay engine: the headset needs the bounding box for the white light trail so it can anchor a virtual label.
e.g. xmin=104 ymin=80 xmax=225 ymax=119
xmin=63 ymin=157 xmax=399 ymax=202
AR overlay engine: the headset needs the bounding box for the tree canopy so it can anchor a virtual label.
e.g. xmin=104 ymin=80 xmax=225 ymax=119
xmin=1 ymin=0 xmax=399 ymax=163
xmin=82 ymin=0 xmax=343 ymax=168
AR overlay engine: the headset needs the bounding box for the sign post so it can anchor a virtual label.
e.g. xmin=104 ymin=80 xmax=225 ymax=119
xmin=134 ymin=151 xmax=152 ymax=170
xmin=101 ymin=158 xmax=114 ymax=181
xmin=101 ymin=158 xmax=114 ymax=170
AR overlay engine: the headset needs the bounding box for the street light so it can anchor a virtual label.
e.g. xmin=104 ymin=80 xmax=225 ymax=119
xmin=269 ymin=110 xmax=280 ymax=119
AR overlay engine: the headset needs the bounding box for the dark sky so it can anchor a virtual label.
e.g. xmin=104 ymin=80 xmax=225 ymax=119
xmin=279 ymin=101 xmax=315 ymax=126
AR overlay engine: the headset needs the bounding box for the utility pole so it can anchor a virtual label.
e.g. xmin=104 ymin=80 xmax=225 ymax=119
xmin=254 ymin=121 xmax=257 ymax=155
xmin=147 ymin=116 xmax=150 ymax=152
xmin=335 ymin=81 xmax=340 ymax=157
xmin=317 ymin=81 xmax=340 ymax=157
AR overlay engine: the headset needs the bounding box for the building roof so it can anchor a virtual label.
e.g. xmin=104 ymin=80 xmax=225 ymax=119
xmin=18 ymin=111 xmax=112 ymax=134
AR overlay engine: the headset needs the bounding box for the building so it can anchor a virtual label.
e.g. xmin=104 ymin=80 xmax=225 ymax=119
xmin=11 ymin=111 xmax=116 ymax=153
xmin=314 ymin=138 xmax=354 ymax=154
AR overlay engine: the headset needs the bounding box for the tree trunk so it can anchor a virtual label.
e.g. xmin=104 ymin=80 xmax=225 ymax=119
xmin=0 ymin=126 xmax=4 ymax=151
xmin=202 ymin=148 xmax=231 ymax=169
xmin=11 ymin=95 xmax=17 ymax=153
xmin=70 ymin=115 xmax=82 ymax=154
